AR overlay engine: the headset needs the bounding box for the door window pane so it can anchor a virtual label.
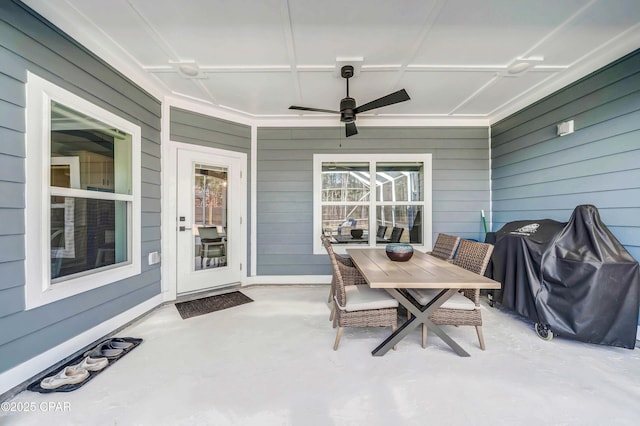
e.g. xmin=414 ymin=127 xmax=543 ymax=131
xmin=194 ymin=164 xmax=228 ymax=270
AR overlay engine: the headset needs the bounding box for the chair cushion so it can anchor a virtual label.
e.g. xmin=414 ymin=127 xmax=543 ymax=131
xmin=406 ymin=288 xmax=476 ymax=310
xmin=204 ymin=246 xmax=225 ymax=256
xmin=337 ymin=286 xmax=399 ymax=312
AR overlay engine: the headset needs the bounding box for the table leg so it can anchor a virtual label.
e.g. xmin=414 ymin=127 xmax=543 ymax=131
xmin=372 ymin=288 xmax=470 ymax=357
xmin=371 ymin=314 xmax=421 ymax=356
xmin=421 ymin=317 xmax=470 ymax=357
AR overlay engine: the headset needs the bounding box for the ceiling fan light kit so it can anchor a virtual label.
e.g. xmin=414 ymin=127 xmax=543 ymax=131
xmin=289 ymin=65 xmax=410 ymax=137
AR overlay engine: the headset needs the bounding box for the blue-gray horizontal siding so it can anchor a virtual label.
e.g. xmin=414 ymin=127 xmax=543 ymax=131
xmin=170 ymin=108 xmax=251 ymax=150
xmin=491 ymin=49 xmax=640 ymax=264
xmin=170 ymin=107 xmax=252 ymax=274
xmin=0 ymin=1 xmax=161 ymax=373
xmin=256 ymin=126 xmax=490 ymax=275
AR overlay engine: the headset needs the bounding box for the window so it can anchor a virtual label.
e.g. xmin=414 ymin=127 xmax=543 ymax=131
xmin=314 ymin=154 xmax=432 ymax=254
xmin=25 ymin=72 xmax=141 ymax=309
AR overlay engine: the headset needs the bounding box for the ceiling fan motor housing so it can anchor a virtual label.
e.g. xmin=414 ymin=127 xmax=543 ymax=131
xmin=340 ymin=97 xmax=356 ymax=122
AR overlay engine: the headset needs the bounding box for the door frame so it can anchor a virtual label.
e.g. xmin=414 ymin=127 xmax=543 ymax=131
xmin=162 ymin=140 xmax=247 ymax=301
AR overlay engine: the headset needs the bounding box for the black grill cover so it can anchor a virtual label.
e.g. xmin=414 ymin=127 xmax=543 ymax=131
xmin=491 ymin=205 xmax=640 ymax=349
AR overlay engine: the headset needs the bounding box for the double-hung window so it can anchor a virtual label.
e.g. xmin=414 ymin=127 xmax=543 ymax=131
xmin=25 ymin=72 xmax=141 ymax=309
xmin=313 ymin=153 xmax=431 ymax=254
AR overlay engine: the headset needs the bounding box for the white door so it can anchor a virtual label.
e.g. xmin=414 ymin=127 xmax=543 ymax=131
xmin=176 ymin=147 xmax=246 ymax=294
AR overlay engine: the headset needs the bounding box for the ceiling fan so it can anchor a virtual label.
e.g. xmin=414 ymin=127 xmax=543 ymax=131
xmin=289 ymin=65 xmax=411 ymax=137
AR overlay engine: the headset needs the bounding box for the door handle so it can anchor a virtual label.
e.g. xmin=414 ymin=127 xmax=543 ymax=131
xmin=179 ymin=226 xmax=192 ymax=232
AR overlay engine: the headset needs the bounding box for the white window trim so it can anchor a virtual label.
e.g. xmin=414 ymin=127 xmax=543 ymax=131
xmin=25 ymin=72 xmax=141 ymax=310
xmin=313 ymin=153 xmax=432 ymax=255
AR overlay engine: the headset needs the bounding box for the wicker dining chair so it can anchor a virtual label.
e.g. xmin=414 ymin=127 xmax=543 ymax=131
xmin=407 ymin=239 xmax=494 ymax=350
xmin=428 ymin=233 xmax=461 ymax=261
xmin=321 ymin=235 xmax=367 ymax=321
xmin=325 ymin=241 xmax=399 ymax=351
xmin=405 ymin=233 xmax=461 ymax=320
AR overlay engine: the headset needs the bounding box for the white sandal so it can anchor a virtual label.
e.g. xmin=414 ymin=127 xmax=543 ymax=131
xmin=40 ymin=366 xmax=89 ymax=389
xmin=71 ymin=356 xmax=109 ymax=372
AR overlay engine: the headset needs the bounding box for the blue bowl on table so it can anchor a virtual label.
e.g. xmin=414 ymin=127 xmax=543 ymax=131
xmin=385 ymin=243 xmax=414 ymax=261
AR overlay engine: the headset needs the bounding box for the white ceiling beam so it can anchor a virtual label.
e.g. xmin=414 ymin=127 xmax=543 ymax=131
xmin=124 ymin=0 xmax=180 ymax=61
xmin=516 ymin=0 xmax=598 ymax=62
xmin=280 ymin=0 xmax=302 ymax=105
xmin=386 ymin=0 xmax=446 ymax=95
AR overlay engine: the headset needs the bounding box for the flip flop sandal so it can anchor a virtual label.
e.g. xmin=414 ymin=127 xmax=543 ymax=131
xmin=40 ymin=366 xmax=89 ymax=389
xmin=85 ymin=342 xmax=123 ymax=360
xmin=71 ymin=356 xmax=109 ymax=372
xmin=108 ymin=338 xmax=134 ymax=350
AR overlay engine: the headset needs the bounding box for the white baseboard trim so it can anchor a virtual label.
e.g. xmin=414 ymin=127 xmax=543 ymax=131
xmin=0 ymin=294 xmax=162 ymax=396
xmin=245 ymin=275 xmax=331 ymax=285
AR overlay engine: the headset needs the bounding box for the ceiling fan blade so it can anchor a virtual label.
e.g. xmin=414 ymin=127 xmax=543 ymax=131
xmin=345 ymin=122 xmax=358 ymax=137
xmin=353 ymin=89 xmax=410 ymax=114
xmin=289 ymin=105 xmax=340 ymax=114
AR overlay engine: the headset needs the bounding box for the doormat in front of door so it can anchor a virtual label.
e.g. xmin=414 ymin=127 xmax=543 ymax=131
xmin=175 ymin=291 xmax=253 ymax=319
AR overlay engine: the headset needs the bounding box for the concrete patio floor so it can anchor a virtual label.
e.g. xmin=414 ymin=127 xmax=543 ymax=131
xmin=2 ymin=285 xmax=639 ymax=425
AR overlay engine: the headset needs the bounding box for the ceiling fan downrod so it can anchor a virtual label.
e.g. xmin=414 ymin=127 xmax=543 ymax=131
xmin=342 ymin=65 xmax=354 ymax=96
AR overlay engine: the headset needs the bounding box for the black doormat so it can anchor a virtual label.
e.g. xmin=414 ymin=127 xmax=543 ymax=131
xmin=175 ymin=291 xmax=253 ymax=319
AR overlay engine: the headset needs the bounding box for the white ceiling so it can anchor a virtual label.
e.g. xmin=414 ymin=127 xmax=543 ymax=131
xmin=24 ymin=0 xmax=640 ymax=126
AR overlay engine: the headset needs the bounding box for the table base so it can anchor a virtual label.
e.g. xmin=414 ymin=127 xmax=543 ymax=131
xmin=371 ymin=288 xmax=471 ymax=357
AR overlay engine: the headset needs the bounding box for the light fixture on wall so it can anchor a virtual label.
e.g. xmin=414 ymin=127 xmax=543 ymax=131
xmin=557 ymin=120 xmax=575 ymax=136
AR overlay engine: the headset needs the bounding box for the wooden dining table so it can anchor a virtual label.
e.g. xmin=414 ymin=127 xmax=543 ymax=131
xmin=347 ymin=248 xmax=501 ymax=357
